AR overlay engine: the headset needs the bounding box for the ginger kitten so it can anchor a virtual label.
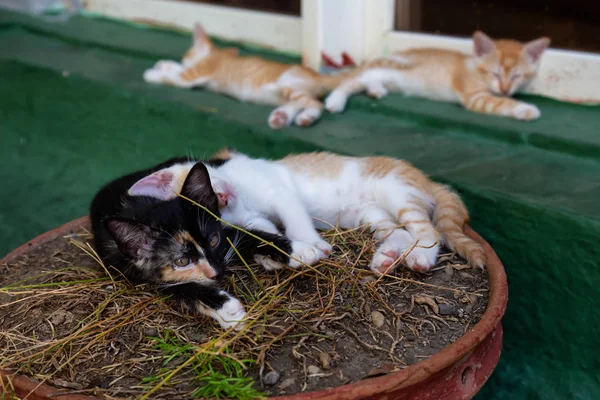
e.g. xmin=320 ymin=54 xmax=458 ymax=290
xmin=144 ymin=23 xmax=346 ymax=129
xmin=325 ymin=31 xmax=550 ymax=121
xmin=129 ymin=150 xmax=486 ymax=274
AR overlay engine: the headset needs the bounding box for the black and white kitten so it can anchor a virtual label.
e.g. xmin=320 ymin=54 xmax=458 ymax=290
xmin=90 ymin=157 xmax=292 ymax=330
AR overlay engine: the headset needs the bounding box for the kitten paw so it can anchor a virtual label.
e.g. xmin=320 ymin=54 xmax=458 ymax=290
xmin=268 ymin=109 xmax=290 ymax=129
xmin=370 ymin=249 xmax=400 ymax=275
xmin=370 ymin=243 xmax=438 ymax=274
xmin=143 ymin=68 xmax=166 ymax=84
xmin=513 ymin=103 xmax=541 ymax=121
xmin=404 ymin=245 xmax=438 ymax=273
xmin=366 ymin=84 xmax=388 ymax=99
xmin=289 ymin=241 xmax=331 ymax=268
xmin=294 ymin=108 xmax=321 ymax=127
xmin=254 ymin=255 xmax=284 ymax=271
xmin=213 ymin=298 xmax=246 ymax=330
xmin=154 ymin=60 xmax=184 ymax=73
xmin=324 ymin=92 xmax=348 ymax=113
xmin=144 ymin=61 xmax=184 ymax=84
xmin=314 ymin=239 xmax=333 ymax=256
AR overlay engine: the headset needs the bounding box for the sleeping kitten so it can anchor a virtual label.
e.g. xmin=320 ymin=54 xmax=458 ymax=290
xmin=128 ymin=150 xmax=486 ymax=274
xmin=325 ymin=31 xmax=550 ymax=121
xmin=143 ymin=23 xmax=348 ymax=129
xmin=90 ymin=157 xmax=293 ymax=330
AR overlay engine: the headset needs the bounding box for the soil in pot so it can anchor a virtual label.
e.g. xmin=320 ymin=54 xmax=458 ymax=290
xmin=0 ymin=226 xmax=489 ymax=399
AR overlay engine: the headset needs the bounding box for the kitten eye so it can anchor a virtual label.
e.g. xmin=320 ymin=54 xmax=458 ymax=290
xmin=493 ymin=72 xmax=502 ymax=79
xmin=209 ymin=233 xmax=220 ymax=248
xmin=511 ymin=74 xmax=522 ymax=81
xmin=173 ymin=257 xmax=191 ymax=268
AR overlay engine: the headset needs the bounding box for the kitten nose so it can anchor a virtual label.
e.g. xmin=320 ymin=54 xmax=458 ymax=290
xmin=199 ymin=263 xmax=217 ymax=279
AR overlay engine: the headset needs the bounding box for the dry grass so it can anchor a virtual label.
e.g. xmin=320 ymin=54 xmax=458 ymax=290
xmin=0 ymin=205 xmax=489 ymax=399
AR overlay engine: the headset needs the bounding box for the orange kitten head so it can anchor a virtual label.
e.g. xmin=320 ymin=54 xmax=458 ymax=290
xmin=182 ymin=23 xmax=239 ymax=68
xmin=473 ymin=31 xmax=550 ymax=96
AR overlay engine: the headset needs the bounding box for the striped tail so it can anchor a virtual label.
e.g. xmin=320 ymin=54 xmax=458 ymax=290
xmin=318 ymin=57 xmax=412 ymax=91
xmin=428 ymin=182 xmax=487 ymax=268
xmin=318 ymin=70 xmax=357 ymax=90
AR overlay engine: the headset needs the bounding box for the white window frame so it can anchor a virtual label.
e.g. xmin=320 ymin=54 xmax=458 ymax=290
xmin=85 ymin=0 xmax=600 ymax=103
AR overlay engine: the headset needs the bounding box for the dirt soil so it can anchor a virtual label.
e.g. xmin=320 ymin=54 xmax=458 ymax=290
xmin=0 ymin=226 xmax=489 ymax=399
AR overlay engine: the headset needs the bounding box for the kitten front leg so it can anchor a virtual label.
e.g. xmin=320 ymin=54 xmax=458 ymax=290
xmin=461 ymin=91 xmax=540 ymax=121
xmin=224 ymin=225 xmax=292 ymax=271
xmin=325 ymin=79 xmax=367 ymax=113
xmin=143 ymin=60 xmax=184 ymax=85
xmin=143 ymin=60 xmax=210 ymax=89
xmin=159 ymin=282 xmax=246 ymax=330
xmin=272 ymin=195 xmax=332 ymax=266
xmin=366 ymin=81 xmax=389 ymax=99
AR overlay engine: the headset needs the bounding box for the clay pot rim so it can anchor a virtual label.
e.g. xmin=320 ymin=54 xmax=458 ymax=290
xmin=1 ymin=217 xmax=508 ymax=400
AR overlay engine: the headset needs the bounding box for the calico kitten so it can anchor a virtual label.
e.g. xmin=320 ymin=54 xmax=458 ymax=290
xmin=143 ymin=23 xmax=348 ymax=129
xmin=90 ymin=157 xmax=293 ymax=330
xmin=325 ymin=31 xmax=550 ymax=121
xmin=128 ymin=149 xmax=486 ymax=274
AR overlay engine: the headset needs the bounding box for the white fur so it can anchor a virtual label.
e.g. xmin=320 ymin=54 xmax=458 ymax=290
xmin=512 ymin=103 xmax=541 ymax=120
xmin=212 ymin=154 xmax=438 ymax=272
xmin=209 ymin=294 xmax=246 ymax=330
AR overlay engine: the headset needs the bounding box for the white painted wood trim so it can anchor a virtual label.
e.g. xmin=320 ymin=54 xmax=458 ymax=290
xmin=382 ymin=31 xmax=600 ymax=103
xmin=362 ymin=0 xmax=394 ymax=61
xmin=83 ymin=0 xmax=302 ymax=54
xmin=300 ymin=0 xmax=395 ymax=70
xmin=301 ymin=0 xmax=366 ymax=70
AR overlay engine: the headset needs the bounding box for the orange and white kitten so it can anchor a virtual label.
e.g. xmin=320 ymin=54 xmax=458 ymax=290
xmin=325 ymin=31 xmax=550 ymax=121
xmin=128 ymin=150 xmax=486 ymax=274
xmin=144 ymin=23 xmax=345 ymax=129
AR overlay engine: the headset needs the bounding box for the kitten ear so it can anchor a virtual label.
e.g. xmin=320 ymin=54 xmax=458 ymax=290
xmin=524 ymin=37 xmax=551 ymax=63
xmin=128 ymin=170 xmax=177 ymax=200
xmin=105 ymin=217 xmax=156 ymax=259
xmin=473 ymin=31 xmax=495 ymax=57
xmin=193 ymin=23 xmax=211 ymax=46
xmin=180 ymin=162 xmax=219 ymax=213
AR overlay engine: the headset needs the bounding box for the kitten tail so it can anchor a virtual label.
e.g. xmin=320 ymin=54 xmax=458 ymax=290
xmin=429 ymin=183 xmax=487 ymax=268
xmin=319 ymin=71 xmax=355 ymax=91
xmin=319 ymin=58 xmax=412 ymax=91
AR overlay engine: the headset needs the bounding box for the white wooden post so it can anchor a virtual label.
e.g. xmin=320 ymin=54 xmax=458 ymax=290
xmin=301 ymin=0 xmax=393 ymax=71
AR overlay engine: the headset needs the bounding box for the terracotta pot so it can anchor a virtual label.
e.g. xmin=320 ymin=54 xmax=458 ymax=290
xmin=1 ymin=217 xmax=508 ymax=400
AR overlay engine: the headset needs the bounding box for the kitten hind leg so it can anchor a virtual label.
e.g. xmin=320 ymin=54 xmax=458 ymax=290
xmin=274 ymin=89 xmax=324 ymax=128
xmin=291 ymin=94 xmax=324 ymax=127
xmin=358 ymin=206 xmax=415 ymax=274
xmin=268 ymin=103 xmax=302 ymax=129
xmin=393 ymin=199 xmax=440 ymax=272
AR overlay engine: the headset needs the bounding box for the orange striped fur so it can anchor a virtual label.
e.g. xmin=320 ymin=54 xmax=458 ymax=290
xmin=325 ymin=31 xmax=550 ymax=121
xmin=144 ymin=23 xmax=352 ymax=129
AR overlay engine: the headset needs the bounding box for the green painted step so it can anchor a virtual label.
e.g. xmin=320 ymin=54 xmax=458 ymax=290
xmin=1 ymin=27 xmax=599 ymax=221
